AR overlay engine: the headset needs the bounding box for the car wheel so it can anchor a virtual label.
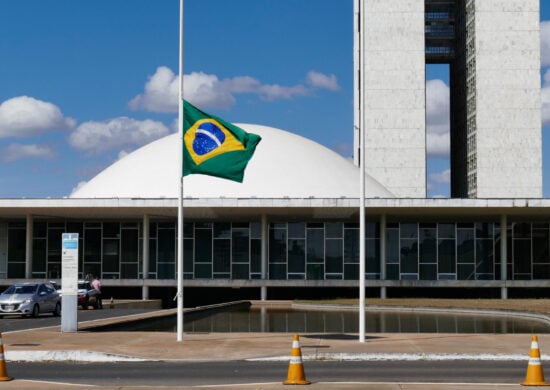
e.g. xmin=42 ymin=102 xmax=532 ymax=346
xmin=53 ymin=302 xmax=61 ymax=316
xmin=82 ymin=298 xmax=89 ymax=310
xmin=93 ymin=299 xmax=99 ymax=310
xmin=32 ymin=304 xmax=40 ymax=318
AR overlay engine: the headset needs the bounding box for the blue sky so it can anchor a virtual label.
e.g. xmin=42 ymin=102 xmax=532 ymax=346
xmin=0 ymin=1 xmax=548 ymax=198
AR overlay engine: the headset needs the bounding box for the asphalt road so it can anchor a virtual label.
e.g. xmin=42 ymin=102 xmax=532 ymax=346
xmin=7 ymin=360 xmax=528 ymax=386
xmin=0 ymin=308 xmax=156 ymax=333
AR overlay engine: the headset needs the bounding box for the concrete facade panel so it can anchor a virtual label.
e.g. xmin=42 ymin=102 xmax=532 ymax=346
xmin=471 ymin=0 xmax=542 ymax=199
xmin=366 ymin=148 xmax=426 ymax=168
xmin=477 ymin=170 xmax=541 ymax=190
xmin=478 ymin=172 xmax=540 ymax=187
xmin=475 ymin=49 xmax=540 ymax=70
xmin=365 ymin=128 xmax=426 ymax=148
xmin=476 ymin=109 xmax=541 ymax=130
xmin=365 ymin=109 xmax=425 ymax=129
xmin=476 ymin=88 xmax=541 ymax=110
xmin=361 ymin=0 xmax=425 ymax=198
xmin=365 ymin=51 xmax=425 ymax=71
xmin=366 ymin=168 xmax=426 ymax=198
xmin=475 ymin=11 xmax=539 ymax=31
xmin=475 ymin=0 xmax=538 ymax=13
xmin=477 ymin=148 xmax=541 ymax=168
xmin=364 ymin=69 xmax=424 ymax=90
xmin=476 ymin=31 xmax=540 ymax=52
xmin=475 ymin=69 xmax=540 ymax=90
xmin=365 ymin=89 xmax=425 ymax=110
xmin=365 ymin=0 xmax=425 ymax=13
xmin=476 ymin=129 xmax=542 ymax=148
xmin=364 ymin=32 xmax=424 ymax=51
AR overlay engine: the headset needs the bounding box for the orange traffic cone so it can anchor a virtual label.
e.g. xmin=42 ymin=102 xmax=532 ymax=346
xmin=283 ymin=334 xmax=310 ymax=385
xmin=0 ymin=332 xmax=12 ymax=381
xmin=522 ymin=335 xmax=550 ymax=386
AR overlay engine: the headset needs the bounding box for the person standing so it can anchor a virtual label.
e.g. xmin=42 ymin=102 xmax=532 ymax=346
xmin=91 ymin=276 xmax=103 ymax=309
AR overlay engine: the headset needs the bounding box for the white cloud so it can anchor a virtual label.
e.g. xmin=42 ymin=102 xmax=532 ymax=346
xmin=306 ymin=70 xmax=340 ymax=91
xmin=538 ymin=23 xmax=550 ymax=124
xmin=255 ymin=83 xmax=308 ymax=101
xmin=128 ymin=66 xmax=180 ymax=113
xmin=187 ymin=71 xmax=236 ymax=109
xmin=541 ymin=21 xmax=550 ymax=67
xmin=542 ymin=69 xmax=550 ymax=125
xmin=129 ymin=66 xmax=337 ymax=112
xmin=426 ymin=79 xmax=450 ymax=135
xmin=0 ymin=96 xmax=75 ymax=138
xmin=68 ymin=117 xmax=171 ymax=154
xmin=220 ymin=74 xmax=310 ymax=100
xmin=427 ymin=132 xmax=450 ymax=158
xmin=426 ymin=79 xmax=450 ymax=158
xmin=429 ymin=169 xmax=451 ymax=184
xmin=0 ymin=143 xmax=55 ymax=162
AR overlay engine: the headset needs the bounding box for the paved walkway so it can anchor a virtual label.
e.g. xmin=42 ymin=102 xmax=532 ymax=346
xmin=1 ymin=301 xmax=548 ymax=389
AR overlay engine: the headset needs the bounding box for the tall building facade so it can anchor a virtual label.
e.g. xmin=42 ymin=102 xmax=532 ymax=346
xmin=354 ymin=0 xmax=542 ymax=199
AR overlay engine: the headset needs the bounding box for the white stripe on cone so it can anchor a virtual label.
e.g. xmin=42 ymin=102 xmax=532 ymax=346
xmin=289 ymin=356 xmax=303 ymax=364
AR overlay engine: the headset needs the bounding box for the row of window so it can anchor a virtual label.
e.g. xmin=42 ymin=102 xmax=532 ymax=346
xmin=3 ymin=220 xmax=550 ymax=281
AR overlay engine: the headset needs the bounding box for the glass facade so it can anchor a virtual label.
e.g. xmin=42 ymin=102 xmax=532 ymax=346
xmin=387 ymin=222 xmax=494 ymax=281
xmin=4 ymin=219 xmax=550 ymax=282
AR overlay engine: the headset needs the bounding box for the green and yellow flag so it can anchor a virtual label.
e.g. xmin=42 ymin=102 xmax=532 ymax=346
xmin=183 ymin=100 xmax=261 ymax=182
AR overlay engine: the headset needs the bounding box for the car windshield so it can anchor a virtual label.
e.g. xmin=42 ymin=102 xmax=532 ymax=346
xmin=4 ymin=285 xmax=37 ymax=294
xmin=78 ymin=283 xmax=89 ymax=289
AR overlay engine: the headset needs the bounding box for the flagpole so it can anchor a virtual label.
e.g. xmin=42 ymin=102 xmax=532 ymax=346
xmin=176 ymin=0 xmax=185 ymax=342
xmin=358 ymin=0 xmax=366 ymax=343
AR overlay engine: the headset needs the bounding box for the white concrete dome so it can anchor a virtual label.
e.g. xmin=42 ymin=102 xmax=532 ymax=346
xmin=70 ymin=124 xmax=394 ymax=199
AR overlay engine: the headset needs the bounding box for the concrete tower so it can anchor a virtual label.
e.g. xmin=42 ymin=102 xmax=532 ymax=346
xmin=354 ymin=0 xmax=542 ymax=199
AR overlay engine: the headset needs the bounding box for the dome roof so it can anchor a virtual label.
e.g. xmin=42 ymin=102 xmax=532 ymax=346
xmin=70 ymin=124 xmax=394 ymax=199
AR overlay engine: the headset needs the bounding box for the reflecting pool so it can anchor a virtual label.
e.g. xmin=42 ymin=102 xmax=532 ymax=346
xmin=133 ymin=307 xmax=550 ymax=334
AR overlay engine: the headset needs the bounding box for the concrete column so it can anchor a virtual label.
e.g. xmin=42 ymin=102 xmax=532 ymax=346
xmin=142 ymin=214 xmax=150 ymax=300
xmin=261 ymin=214 xmax=268 ymax=301
xmin=380 ymin=214 xmax=387 ymax=299
xmin=141 ymin=286 xmax=149 ymax=301
xmin=25 ymin=214 xmax=33 ymax=279
xmin=500 ymin=214 xmax=508 ymax=300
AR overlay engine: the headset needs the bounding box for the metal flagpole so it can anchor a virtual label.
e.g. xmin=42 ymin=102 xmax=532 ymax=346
xmin=176 ymin=0 xmax=185 ymax=342
xmin=358 ymin=0 xmax=366 ymax=343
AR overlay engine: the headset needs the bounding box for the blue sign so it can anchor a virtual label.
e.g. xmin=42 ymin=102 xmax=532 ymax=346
xmin=63 ymin=241 xmax=78 ymax=250
xmin=62 ymin=233 xmax=79 ymax=250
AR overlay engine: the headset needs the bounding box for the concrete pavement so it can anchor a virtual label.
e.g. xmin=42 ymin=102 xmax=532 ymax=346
xmin=0 ymin=301 xmax=548 ymax=389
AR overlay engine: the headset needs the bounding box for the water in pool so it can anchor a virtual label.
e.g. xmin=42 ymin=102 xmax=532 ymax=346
xmin=129 ymin=307 xmax=550 ymax=334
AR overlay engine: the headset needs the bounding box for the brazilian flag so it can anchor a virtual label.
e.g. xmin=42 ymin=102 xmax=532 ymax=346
xmin=182 ymin=100 xmax=261 ymax=182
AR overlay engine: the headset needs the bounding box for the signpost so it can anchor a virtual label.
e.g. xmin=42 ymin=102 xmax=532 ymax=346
xmin=61 ymin=233 xmax=78 ymax=332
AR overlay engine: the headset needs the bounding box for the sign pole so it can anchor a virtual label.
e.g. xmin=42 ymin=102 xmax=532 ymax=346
xmin=61 ymin=233 xmax=78 ymax=332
